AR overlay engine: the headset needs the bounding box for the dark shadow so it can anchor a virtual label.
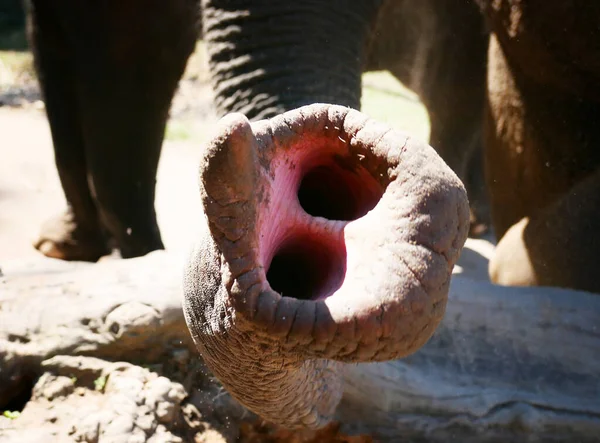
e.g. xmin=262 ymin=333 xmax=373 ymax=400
xmin=456 ymin=244 xmax=490 ymax=282
xmin=520 ymin=169 xmax=600 ymax=294
xmin=297 ymin=159 xmax=383 ymax=222
xmin=0 ymin=0 xmax=27 ymax=51
xmin=266 ymin=233 xmax=347 ymax=301
xmin=0 ymin=372 xmax=35 ymax=412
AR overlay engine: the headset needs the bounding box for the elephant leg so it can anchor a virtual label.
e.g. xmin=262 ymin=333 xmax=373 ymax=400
xmin=463 ymin=145 xmax=489 ymax=237
xmin=415 ymin=3 xmax=489 ymax=237
xmin=484 ymin=34 xmax=600 ymax=240
xmin=33 ymin=0 xmax=198 ymax=259
xmin=418 ymin=64 xmax=489 ymax=238
xmin=372 ymin=0 xmax=490 ymax=237
xmin=81 ymin=0 xmax=198 ymax=259
xmin=490 ymin=167 xmax=600 ymax=294
xmin=481 ymin=0 xmax=600 ymax=242
xmin=28 ymin=1 xmax=110 ymax=261
xmin=485 ymin=33 xmax=600 ymax=293
xmin=202 ymin=0 xmax=381 ymax=120
xmin=78 ymin=72 xmax=171 ymax=259
xmin=81 ymin=59 xmax=196 ymax=258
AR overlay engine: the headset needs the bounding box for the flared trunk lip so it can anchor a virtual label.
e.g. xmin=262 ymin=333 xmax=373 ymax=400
xmin=197 ymin=103 xmax=469 ymax=362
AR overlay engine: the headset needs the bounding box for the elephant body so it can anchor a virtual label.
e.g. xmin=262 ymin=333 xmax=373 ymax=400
xmin=29 ymin=0 xmax=489 ymax=261
xmin=479 ymin=0 xmax=600 ymax=292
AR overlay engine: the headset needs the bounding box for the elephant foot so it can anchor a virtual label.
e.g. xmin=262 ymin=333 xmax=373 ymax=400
xmin=34 ymin=209 xmax=111 ymax=262
xmin=183 ymin=104 xmax=470 ymax=429
xmin=112 ymin=229 xmax=164 ymax=260
xmin=488 ymin=217 xmax=537 ymax=287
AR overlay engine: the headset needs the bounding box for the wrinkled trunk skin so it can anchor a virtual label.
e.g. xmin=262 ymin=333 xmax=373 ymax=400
xmin=201 ymin=0 xmax=382 ymax=120
xmin=183 ymin=104 xmax=470 ymax=429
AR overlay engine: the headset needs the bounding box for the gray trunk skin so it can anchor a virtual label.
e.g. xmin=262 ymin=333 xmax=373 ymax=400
xmin=183 ymin=104 xmax=470 ymax=429
xmin=191 ymin=0 xmax=478 ymax=431
xmin=201 ymin=0 xmax=383 ymax=120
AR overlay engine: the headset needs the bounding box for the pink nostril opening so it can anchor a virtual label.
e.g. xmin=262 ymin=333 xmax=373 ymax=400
xmin=297 ymin=158 xmax=384 ymax=221
xmin=266 ymin=232 xmax=346 ymax=301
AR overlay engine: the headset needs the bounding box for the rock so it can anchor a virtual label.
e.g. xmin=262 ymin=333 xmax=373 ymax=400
xmin=0 ymin=356 xmax=199 ymax=442
xmin=0 ymin=251 xmax=194 ymax=409
xmin=0 ymin=352 xmax=337 ymax=442
xmin=0 ymin=252 xmax=244 ymax=442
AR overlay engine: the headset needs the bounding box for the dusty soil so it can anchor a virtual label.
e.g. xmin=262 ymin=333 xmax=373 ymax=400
xmin=0 ymin=104 xmax=214 ymax=262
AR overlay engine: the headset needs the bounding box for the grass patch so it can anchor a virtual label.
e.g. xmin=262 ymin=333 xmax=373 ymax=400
xmin=182 ymin=40 xmax=209 ymax=82
xmin=0 ymin=49 xmax=34 ymax=87
xmin=361 ymin=71 xmax=430 ymax=142
xmin=93 ymin=376 xmax=107 ymax=392
xmin=165 ymin=120 xmax=196 ymax=141
xmin=2 ymin=410 xmax=21 ymax=420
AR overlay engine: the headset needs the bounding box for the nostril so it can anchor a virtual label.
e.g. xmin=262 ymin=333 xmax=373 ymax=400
xmin=266 ymin=232 xmax=346 ymax=301
xmin=297 ymin=157 xmax=384 ymax=221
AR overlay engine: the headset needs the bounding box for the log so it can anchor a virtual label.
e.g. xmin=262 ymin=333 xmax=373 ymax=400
xmin=1 ymin=247 xmax=598 ymax=442
xmin=0 ymin=251 xmax=196 ymax=411
xmin=339 ymin=276 xmax=600 ymax=442
xmin=0 ymin=251 xmax=194 ymax=363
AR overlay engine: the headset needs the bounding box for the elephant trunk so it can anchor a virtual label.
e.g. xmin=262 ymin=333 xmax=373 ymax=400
xmin=183 ymin=104 xmax=470 ymax=429
xmin=201 ymin=0 xmax=382 ymax=119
